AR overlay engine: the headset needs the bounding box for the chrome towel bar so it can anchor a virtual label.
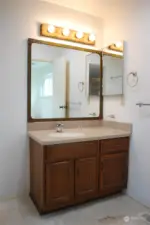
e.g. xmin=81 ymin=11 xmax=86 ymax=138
xmin=136 ymin=102 xmax=150 ymax=107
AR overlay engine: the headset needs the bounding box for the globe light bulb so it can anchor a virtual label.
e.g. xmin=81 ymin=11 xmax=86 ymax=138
xmin=89 ymin=33 xmax=96 ymax=42
xmin=76 ymin=31 xmax=84 ymax=39
xmin=47 ymin=25 xmax=55 ymax=33
xmin=115 ymin=41 xmax=122 ymax=48
xmin=62 ymin=28 xmax=70 ymax=37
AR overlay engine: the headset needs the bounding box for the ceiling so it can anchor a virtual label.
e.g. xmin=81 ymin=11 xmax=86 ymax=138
xmin=39 ymin=0 xmax=146 ymax=20
xmin=39 ymin=0 xmax=119 ymax=18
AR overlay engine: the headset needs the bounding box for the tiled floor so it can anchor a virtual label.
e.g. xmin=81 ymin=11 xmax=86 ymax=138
xmin=0 ymin=194 xmax=149 ymax=225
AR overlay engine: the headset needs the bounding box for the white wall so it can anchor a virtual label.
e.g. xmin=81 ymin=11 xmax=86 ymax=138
xmin=0 ymin=0 xmax=103 ymax=199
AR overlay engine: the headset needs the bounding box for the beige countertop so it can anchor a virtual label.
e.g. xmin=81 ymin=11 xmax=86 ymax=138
xmin=28 ymin=126 xmax=131 ymax=145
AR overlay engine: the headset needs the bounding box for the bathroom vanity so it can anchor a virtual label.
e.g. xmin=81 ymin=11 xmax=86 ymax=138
xmin=29 ymin=127 xmax=130 ymax=214
xmin=27 ymin=38 xmax=127 ymax=214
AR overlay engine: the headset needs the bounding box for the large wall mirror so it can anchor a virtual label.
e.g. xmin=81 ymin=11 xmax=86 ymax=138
xmin=28 ymin=39 xmax=103 ymax=122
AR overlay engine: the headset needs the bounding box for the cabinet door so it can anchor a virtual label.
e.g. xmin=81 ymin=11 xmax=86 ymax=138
xmin=100 ymin=153 xmax=128 ymax=191
xmin=46 ymin=161 xmax=74 ymax=208
xmin=75 ymin=157 xmax=98 ymax=200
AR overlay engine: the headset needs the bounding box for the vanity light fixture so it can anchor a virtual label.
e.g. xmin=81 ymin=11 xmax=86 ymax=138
xmin=47 ymin=25 xmax=56 ymax=33
xmin=40 ymin=24 xmax=96 ymax=46
xmin=62 ymin=28 xmax=70 ymax=37
xmin=76 ymin=31 xmax=84 ymax=39
xmin=108 ymin=41 xmax=123 ymax=52
xmin=89 ymin=33 xmax=96 ymax=42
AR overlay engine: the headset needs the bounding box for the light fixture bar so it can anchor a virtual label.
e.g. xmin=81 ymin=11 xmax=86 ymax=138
xmin=40 ymin=24 xmax=96 ymax=46
xmin=108 ymin=42 xmax=123 ymax=52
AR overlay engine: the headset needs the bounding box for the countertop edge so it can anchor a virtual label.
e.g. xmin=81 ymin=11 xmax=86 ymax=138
xmin=28 ymin=132 xmax=131 ymax=146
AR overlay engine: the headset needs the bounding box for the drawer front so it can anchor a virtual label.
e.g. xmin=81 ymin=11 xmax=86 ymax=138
xmin=101 ymin=138 xmax=129 ymax=155
xmin=45 ymin=141 xmax=98 ymax=162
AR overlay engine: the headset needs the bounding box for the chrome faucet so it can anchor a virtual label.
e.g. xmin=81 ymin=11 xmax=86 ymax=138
xmin=56 ymin=123 xmax=64 ymax=133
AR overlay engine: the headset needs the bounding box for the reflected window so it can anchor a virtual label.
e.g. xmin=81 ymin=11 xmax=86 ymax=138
xmin=41 ymin=73 xmax=53 ymax=97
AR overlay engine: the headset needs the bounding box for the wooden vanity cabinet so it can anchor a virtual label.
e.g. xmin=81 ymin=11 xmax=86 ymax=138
xmin=100 ymin=153 xmax=128 ymax=191
xmin=29 ymin=137 xmax=129 ymax=214
xmin=100 ymin=138 xmax=129 ymax=195
xmin=75 ymin=156 xmax=98 ymax=202
xmin=45 ymin=160 xmax=74 ymax=208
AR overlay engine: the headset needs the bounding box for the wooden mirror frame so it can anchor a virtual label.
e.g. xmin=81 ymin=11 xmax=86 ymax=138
xmin=27 ymin=38 xmax=103 ymax=122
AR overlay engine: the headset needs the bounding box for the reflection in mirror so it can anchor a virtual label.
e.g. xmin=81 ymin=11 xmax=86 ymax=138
xmin=102 ymin=41 xmax=124 ymax=96
xmin=30 ymin=42 xmax=101 ymax=120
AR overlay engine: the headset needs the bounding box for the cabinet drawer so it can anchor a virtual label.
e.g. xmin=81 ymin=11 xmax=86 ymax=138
xmin=45 ymin=141 xmax=98 ymax=162
xmin=101 ymin=138 xmax=129 ymax=155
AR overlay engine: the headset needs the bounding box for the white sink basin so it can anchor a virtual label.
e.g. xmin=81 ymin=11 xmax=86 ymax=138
xmin=49 ymin=132 xmax=85 ymax=138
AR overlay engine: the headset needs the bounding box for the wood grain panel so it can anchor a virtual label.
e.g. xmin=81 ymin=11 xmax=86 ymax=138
xmin=30 ymin=138 xmax=45 ymax=211
xmin=101 ymin=138 xmax=129 ymax=155
xmin=75 ymin=157 xmax=98 ymax=200
xmin=45 ymin=141 xmax=98 ymax=162
xmin=100 ymin=153 xmax=128 ymax=191
xmin=45 ymin=161 xmax=74 ymax=208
